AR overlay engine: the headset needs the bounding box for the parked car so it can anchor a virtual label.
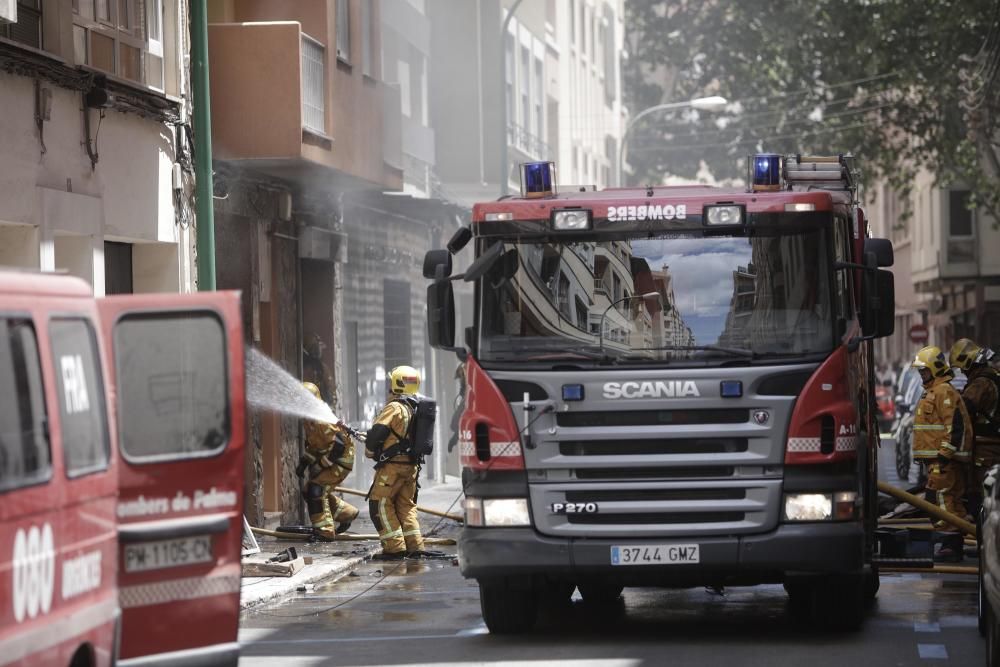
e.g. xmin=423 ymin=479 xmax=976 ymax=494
xmin=979 ymin=465 xmax=1000 ymax=665
xmin=893 ymin=367 xmax=924 ymax=482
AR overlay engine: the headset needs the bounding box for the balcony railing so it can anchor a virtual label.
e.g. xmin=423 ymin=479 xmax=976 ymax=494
xmin=507 ymin=122 xmax=550 ymax=160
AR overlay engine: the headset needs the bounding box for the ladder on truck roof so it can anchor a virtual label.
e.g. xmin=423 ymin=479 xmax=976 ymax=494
xmin=784 ymin=154 xmax=859 ymax=201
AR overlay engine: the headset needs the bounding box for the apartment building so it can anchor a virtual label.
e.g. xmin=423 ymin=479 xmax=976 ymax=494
xmin=0 ymin=0 xmax=195 ymax=293
xmin=554 ymin=0 xmax=624 ymax=188
xmin=867 ymin=171 xmax=1000 ymax=365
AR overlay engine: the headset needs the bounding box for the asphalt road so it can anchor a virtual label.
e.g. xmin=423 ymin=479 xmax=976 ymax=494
xmin=238 ymin=438 xmax=986 ymax=667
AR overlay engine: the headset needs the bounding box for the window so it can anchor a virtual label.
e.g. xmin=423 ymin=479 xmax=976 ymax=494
xmin=949 ymin=190 xmax=974 ymax=237
xmin=504 ymin=33 xmax=515 ymax=125
xmin=570 ymin=0 xmax=576 ymax=44
xmin=104 ymin=241 xmax=133 ymax=294
xmin=336 ymin=0 xmax=350 ymax=62
xmin=558 ymin=275 xmax=571 ymax=318
xmin=546 ymin=0 xmax=556 ymax=29
xmin=534 ymin=58 xmax=544 ymax=141
xmin=0 ymin=318 xmax=50 ymax=493
xmin=832 ymin=218 xmax=854 ymax=322
xmin=383 ymin=280 xmax=412 ymax=389
xmin=1 ymin=0 xmax=42 ymax=49
xmin=361 ymin=0 xmax=374 ymax=77
xmin=50 ymin=319 xmax=109 ymax=477
xmin=398 ymin=60 xmax=411 ymax=117
xmin=575 ymin=297 xmax=588 ymax=329
xmin=521 ymin=45 xmax=531 ymax=133
xmin=72 ymin=0 xmax=161 ymax=88
xmin=114 ymin=313 xmax=229 ymax=461
xmin=602 ymin=6 xmax=616 ymax=104
xmin=947 ymin=189 xmax=975 ymax=263
xmin=301 ymin=34 xmax=326 ymax=134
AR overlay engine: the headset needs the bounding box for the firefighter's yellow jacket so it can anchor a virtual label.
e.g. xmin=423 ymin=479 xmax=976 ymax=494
xmin=912 ymin=375 xmax=973 ymax=462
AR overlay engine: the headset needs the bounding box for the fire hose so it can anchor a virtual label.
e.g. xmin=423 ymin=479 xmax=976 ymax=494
xmin=877 ymin=480 xmax=976 ymax=537
xmin=250 ymin=526 xmax=456 ymax=545
xmin=334 ymin=486 xmax=464 ymax=523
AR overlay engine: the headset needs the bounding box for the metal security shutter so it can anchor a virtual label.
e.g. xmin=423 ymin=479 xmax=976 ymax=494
xmin=3 ymin=0 xmax=41 ymax=48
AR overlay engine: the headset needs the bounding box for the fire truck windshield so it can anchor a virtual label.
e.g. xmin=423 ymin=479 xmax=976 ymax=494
xmin=477 ymin=216 xmax=838 ymax=366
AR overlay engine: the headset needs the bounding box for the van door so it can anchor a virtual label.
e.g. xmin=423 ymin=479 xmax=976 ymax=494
xmin=98 ymin=292 xmax=245 ymax=666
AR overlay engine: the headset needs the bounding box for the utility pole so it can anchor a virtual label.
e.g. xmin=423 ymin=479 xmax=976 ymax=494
xmin=191 ymin=0 xmax=216 ymax=290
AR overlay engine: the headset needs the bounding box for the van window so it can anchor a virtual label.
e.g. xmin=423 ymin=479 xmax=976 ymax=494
xmin=50 ymin=319 xmax=110 ymax=477
xmin=114 ymin=312 xmax=229 ymax=461
xmin=0 ymin=318 xmax=50 ymax=492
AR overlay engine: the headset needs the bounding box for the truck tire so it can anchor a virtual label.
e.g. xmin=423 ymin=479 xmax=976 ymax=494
xmin=808 ymin=573 xmax=865 ymax=631
xmin=864 ymin=565 xmax=880 ymax=605
xmin=478 ymin=581 xmax=538 ymax=634
xmin=540 ymin=580 xmax=576 ymax=604
xmin=577 ymin=581 xmax=624 ymax=604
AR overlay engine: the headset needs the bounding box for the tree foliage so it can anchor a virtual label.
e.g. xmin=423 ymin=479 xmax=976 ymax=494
xmin=623 ymin=0 xmax=1000 ymax=223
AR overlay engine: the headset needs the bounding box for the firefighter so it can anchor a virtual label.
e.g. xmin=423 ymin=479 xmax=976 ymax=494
xmin=950 ymin=338 xmax=1000 ymax=495
xmin=911 ymin=345 xmax=974 ymax=531
xmin=365 ymin=365 xmax=426 ymax=560
xmin=296 ymin=382 xmax=358 ymax=539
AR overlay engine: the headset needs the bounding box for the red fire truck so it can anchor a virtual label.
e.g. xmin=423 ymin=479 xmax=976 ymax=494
xmin=424 ymin=154 xmax=896 ymax=633
xmin=0 ymin=270 xmax=246 ymax=666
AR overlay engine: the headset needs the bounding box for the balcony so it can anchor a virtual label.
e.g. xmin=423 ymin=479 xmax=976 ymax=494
xmin=507 ymin=122 xmax=551 ymax=161
xmin=208 ymin=21 xmax=400 ymax=191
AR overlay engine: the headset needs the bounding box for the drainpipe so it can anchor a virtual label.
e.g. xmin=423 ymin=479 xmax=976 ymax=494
xmin=191 ymin=0 xmax=216 ymax=290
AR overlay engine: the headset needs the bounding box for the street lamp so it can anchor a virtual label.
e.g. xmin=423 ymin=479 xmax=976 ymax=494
xmin=617 ymin=96 xmax=728 ymax=187
xmin=598 ymin=292 xmax=660 ymax=353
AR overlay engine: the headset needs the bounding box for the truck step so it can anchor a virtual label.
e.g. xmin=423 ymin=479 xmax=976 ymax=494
xmin=872 ymin=556 xmax=935 ymax=569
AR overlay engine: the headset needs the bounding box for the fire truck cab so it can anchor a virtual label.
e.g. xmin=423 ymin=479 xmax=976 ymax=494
xmin=424 ymin=155 xmax=896 ymax=633
xmin=0 ymin=270 xmax=246 ymax=666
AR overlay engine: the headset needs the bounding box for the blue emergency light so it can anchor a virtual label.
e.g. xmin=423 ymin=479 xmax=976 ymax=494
xmin=520 ymin=161 xmax=556 ymax=199
xmin=562 ymin=384 xmax=584 ymax=401
xmin=750 ymin=153 xmax=782 ymax=192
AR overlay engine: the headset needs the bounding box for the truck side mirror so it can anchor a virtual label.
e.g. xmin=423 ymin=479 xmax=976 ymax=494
xmin=447 ymin=227 xmax=472 ymax=254
xmin=423 ymin=249 xmax=452 ymax=280
xmin=875 ymin=269 xmax=895 ymax=338
xmin=864 ymin=238 xmax=894 ymax=268
xmin=427 ymin=280 xmax=456 ymax=349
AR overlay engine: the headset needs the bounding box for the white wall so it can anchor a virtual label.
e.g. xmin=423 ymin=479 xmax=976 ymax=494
xmin=0 ymin=71 xmax=190 ymax=293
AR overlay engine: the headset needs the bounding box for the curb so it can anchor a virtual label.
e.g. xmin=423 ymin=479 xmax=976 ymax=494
xmin=240 ymin=543 xmax=381 ymax=611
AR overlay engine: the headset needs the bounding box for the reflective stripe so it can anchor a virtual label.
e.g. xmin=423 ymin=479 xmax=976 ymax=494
xmin=0 ymin=596 xmax=117 ymax=666
xmin=914 ymin=424 xmax=947 ymax=431
xmin=787 ymin=437 xmax=821 ymax=452
xmin=937 ymin=491 xmax=948 ymax=513
xmin=313 ymin=518 xmax=334 ymax=528
xmin=953 ymin=452 xmax=972 ymax=461
xmin=914 ymin=450 xmax=941 ymax=457
xmin=941 ymin=443 xmax=957 ymax=452
xmin=120 ymin=566 xmax=242 ymax=609
xmin=401 ymin=529 xmax=421 ymax=536
xmin=377 ymin=499 xmax=402 ymax=539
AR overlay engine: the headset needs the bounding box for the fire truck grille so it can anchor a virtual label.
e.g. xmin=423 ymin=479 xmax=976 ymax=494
xmin=559 ymin=438 xmax=748 ymax=457
xmin=529 ymin=479 xmax=781 ymax=538
xmin=566 ymin=512 xmax=745 ymax=525
xmin=556 ymin=409 xmax=748 ymax=428
xmin=565 ymin=488 xmax=746 ymax=503
xmin=574 ymin=466 xmax=734 ymax=480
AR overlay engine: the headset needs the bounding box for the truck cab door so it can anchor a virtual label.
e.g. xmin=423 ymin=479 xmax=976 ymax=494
xmin=98 ymin=292 xmax=245 ymax=666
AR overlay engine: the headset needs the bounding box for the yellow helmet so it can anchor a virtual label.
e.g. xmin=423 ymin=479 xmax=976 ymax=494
xmin=388 ymin=365 xmax=420 ymax=395
xmin=302 ymin=381 xmax=322 ymax=400
xmin=912 ymin=346 xmax=951 ymax=378
xmin=950 ymin=338 xmax=984 ymax=371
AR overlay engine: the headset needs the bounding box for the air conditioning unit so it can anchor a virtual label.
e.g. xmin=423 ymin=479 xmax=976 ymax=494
xmin=0 ymin=0 xmax=16 ymax=24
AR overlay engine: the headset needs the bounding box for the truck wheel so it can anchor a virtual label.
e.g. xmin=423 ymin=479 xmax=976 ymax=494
xmin=809 ymin=573 xmax=865 ymax=631
xmin=478 ymin=581 xmax=538 ymax=634
xmin=987 ymin=599 xmax=1000 ymax=667
xmin=577 ymin=581 xmax=624 ymax=604
xmin=540 ymin=581 xmax=576 ymax=604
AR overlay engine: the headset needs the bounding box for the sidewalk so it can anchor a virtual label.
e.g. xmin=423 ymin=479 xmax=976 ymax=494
xmin=240 ymin=474 xmax=463 ymax=611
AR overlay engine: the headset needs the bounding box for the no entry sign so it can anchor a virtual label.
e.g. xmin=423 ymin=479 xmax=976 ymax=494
xmin=909 ymin=324 xmax=929 ymax=344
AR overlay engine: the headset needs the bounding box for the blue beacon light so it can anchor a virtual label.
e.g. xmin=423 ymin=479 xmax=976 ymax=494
xmin=520 ymin=161 xmax=556 ymax=199
xmin=751 ymin=153 xmax=782 ymax=192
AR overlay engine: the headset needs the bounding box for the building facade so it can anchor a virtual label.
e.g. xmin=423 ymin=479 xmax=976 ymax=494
xmin=0 ymin=0 xmax=195 ymax=294
xmin=867 ymin=171 xmax=1000 ymax=365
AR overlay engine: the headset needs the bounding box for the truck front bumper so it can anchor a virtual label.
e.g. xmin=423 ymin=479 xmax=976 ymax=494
xmin=459 ymin=523 xmax=864 ymax=585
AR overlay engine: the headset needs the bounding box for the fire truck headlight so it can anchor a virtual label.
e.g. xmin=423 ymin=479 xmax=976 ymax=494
xmin=552 ymin=209 xmax=592 ymax=231
xmin=482 ymin=498 xmax=531 ymax=526
xmin=783 ymin=493 xmax=832 ymax=521
xmin=704 ymin=204 xmax=745 ymax=226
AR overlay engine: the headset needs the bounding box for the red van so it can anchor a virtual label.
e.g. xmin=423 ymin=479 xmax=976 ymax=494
xmin=0 ymin=271 xmax=246 ymax=667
